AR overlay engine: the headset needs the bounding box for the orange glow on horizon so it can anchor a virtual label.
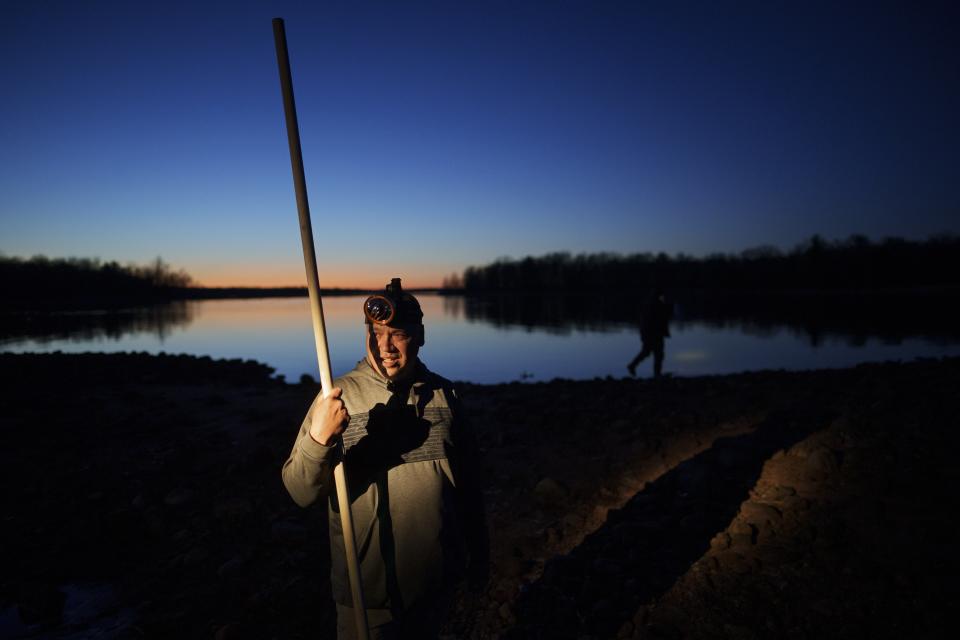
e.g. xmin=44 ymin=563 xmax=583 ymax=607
xmin=190 ymin=262 xmax=445 ymax=290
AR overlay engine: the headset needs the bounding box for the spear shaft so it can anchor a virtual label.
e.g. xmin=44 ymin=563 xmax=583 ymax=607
xmin=272 ymin=17 xmax=369 ymax=640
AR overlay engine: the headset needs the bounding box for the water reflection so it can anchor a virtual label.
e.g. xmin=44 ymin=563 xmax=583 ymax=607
xmin=0 ymin=302 xmax=195 ymax=345
xmin=457 ymin=291 xmax=960 ymax=346
xmin=461 ymin=294 xmax=625 ymax=334
xmin=2 ymin=293 xmax=959 ymax=384
xmin=442 ymin=294 xmax=464 ymax=321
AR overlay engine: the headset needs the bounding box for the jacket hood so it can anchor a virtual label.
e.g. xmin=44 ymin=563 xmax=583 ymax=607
xmin=351 ymin=357 xmax=429 ymax=392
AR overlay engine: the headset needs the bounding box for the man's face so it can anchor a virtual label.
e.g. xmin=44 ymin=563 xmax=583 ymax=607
xmin=366 ymin=323 xmax=422 ymax=381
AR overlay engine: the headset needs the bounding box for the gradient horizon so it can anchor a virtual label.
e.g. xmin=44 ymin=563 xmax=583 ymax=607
xmin=181 ymin=261 xmax=450 ymax=289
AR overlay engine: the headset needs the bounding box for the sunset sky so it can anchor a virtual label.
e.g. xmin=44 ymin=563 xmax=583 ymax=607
xmin=1 ymin=1 xmax=957 ymax=288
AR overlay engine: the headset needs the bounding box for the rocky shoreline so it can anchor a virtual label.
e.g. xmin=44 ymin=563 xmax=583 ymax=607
xmin=1 ymin=352 xmax=957 ymax=639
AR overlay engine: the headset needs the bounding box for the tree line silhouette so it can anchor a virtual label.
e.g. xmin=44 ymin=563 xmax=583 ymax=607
xmin=447 ymin=234 xmax=960 ymax=292
xmin=2 ymin=255 xmax=194 ymax=309
xmin=0 ymin=254 xmax=368 ymax=310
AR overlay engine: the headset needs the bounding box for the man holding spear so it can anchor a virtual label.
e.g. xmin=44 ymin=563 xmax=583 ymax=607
xmin=281 ymin=278 xmax=489 ymax=639
xmin=272 ymin=18 xmax=487 ymax=637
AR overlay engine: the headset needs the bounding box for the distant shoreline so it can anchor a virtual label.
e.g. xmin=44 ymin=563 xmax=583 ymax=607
xmin=181 ymin=286 xmax=444 ymax=299
xmin=5 ymin=284 xmax=958 ymax=312
xmin=3 ymin=286 xmax=445 ymax=311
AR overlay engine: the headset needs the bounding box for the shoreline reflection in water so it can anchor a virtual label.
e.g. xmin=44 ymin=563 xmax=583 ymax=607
xmin=2 ymin=293 xmax=959 ymax=384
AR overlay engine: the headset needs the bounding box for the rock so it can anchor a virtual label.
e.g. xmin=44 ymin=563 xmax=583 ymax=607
xmin=114 ymin=624 xmax=149 ymax=639
xmin=562 ymin=512 xmax=586 ymax=530
xmin=214 ymin=623 xmax=247 ymax=640
xmin=723 ymin=623 xmax=758 ymax=639
xmin=489 ymin=580 xmax=514 ymax=603
xmin=271 ymin=520 xmax=309 ymax=546
xmin=182 ymin=545 xmax=209 ymax=567
xmin=631 ymin=604 xmax=649 ymax=628
xmin=699 ymin=556 xmax=721 ymax=573
xmin=729 ymin=532 xmax=754 ymax=549
xmin=788 ymin=437 xmax=831 ymax=459
xmin=241 ymin=444 xmax=274 ymax=471
xmin=805 ymin=447 xmax=839 ymax=479
xmin=729 ymin=519 xmax=753 ymax=536
xmin=142 ymin=507 xmax=165 ymax=534
xmin=728 ymin=520 xmax=756 ymax=547
xmin=739 ymin=502 xmax=782 ymax=527
xmin=781 ymin=496 xmax=812 ymax=512
xmin=710 ymin=532 xmax=732 ymax=551
xmin=543 ymin=526 xmax=561 ymax=546
xmin=716 ymin=551 xmax=755 ymax=575
xmin=163 ymin=488 xmax=194 ymax=507
xmin=533 ymin=477 xmax=569 ymax=506
xmin=218 ymin=556 xmax=246 ymax=580
xmin=643 ymin=621 xmax=683 ymax=639
xmin=758 ymin=484 xmax=797 ymax=500
xmin=214 ymin=497 xmax=254 ymax=521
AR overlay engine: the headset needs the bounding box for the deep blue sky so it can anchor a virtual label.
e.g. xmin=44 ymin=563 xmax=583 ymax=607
xmin=1 ymin=1 xmax=957 ymax=287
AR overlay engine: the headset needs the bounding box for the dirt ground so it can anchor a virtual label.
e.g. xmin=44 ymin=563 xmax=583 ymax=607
xmin=1 ymin=353 xmax=957 ymax=639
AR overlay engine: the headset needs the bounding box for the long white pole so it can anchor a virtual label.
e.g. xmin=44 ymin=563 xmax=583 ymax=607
xmin=272 ymin=17 xmax=370 ymax=640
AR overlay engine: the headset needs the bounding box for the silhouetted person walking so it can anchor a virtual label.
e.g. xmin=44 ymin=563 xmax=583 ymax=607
xmin=627 ymin=288 xmax=672 ymax=377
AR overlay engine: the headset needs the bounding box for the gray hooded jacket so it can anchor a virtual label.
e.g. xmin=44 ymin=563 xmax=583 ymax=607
xmin=281 ymin=359 xmax=488 ymax=613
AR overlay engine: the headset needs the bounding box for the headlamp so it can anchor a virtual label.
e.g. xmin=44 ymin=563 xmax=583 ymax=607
xmin=362 ymin=278 xmax=423 ymax=326
xmin=363 ymin=294 xmax=396 ymax=325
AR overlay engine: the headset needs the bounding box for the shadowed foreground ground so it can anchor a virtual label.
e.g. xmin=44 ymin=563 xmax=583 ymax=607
xmin=1 ymin=352 xmax=956 ymax=639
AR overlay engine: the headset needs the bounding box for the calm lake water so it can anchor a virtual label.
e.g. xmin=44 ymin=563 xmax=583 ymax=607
xmin=4 ymin=294 xmax=959 ymax=384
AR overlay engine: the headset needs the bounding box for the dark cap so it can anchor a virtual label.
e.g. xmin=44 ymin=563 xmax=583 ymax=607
xmin=362 ymin=278 xmax=424 ymax=326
